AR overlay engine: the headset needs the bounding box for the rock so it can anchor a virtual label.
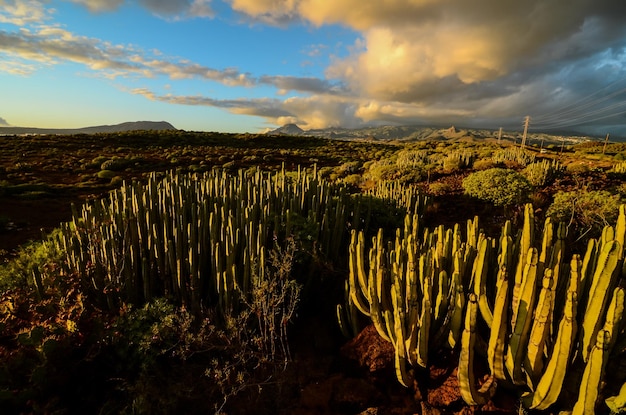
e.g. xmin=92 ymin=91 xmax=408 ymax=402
xmin=427 ymin=367 xmax=463 ymax=408
xmin=340 ymin=324 xmax=394 ymax=376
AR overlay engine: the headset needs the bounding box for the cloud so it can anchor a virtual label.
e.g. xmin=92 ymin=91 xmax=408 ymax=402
xmin=131 ymin=87 xmax=363 ymax=129
xmin=0 ymin=26 xmax=253 ymax=85
xmin=139 ymin=0 xmax=214 ymax=19
xmin=67 ymin=0 xmax=213 ymax=18
xmin=0 ymin=24 xmax=350 ymax=97
xmin=0 ymin=116 xmax=9 ymax=126
xmin=5 ymin=0 xmax=626 ymax=134
xmin=224 ymin=0 xmax=626 ymax=133
xmin=68 ymin=0 xmax=124 ymax=13
xmin=0 ymin=0 xmax=52 ymax=25
xmin=259 ymin=75 xmax=346 ymax=95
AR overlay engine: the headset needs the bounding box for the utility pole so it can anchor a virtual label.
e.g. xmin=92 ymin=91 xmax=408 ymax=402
xmin=603 ymin=133 xmax=610 ymax=155
xmin=521 ymin=115 xmax=530 ymax=149
xmin=498 ymin=127 xmax=503 ymax=144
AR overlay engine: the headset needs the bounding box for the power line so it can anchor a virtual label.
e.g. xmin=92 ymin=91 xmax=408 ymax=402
xmin=529 ymin=76 xmax=626 ymax=131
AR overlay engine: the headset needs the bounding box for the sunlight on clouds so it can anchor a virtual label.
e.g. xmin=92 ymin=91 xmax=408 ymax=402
xmin=0 ymin=52 xmax=40 ymax=75
xmin=68 ymin=0 xmax=213 ymax=19
xmin=0 ymin=0 xmax=52 ymax=25
xmin=188 ymin=0 xmax=213 ymax=18
xmin=69 ymin=0 xmax=124 ymax=12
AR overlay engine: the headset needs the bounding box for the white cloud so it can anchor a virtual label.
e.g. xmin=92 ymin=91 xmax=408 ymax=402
xmin=0 ymin=116 xmax=9 ymax=126
xmin=0 ymin=0 xmax=52 ymax=25
xmin=223 ymin=0 xmax=626 ymax=132
xmin=68 ymin=0 xmax=213 ymax=19
xmin=68 ymin=0 xmax=124 ymax=13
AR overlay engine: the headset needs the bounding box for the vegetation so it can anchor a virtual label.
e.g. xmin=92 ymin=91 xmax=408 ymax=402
xmin=2 ymin=130 xmax=626 ymax=414
xmin=462 ymin=168 xmax=532 ymax=207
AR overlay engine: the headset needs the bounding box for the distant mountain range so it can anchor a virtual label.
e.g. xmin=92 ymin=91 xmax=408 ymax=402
xmin=266 ymin=123 xmax=597 ymax=145
xmin=0 ymin=121 xmax=176 ymax=135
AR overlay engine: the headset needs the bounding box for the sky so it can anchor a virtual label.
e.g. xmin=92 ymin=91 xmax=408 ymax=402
xmin=2 ymin=0 xmax=626 ymax=136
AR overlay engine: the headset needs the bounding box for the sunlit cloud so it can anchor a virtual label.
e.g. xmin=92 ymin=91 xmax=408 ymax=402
xmin=67 ymin=0 xmax=213 ymax=19
xmin=68 ymin=0 xmax=124 ymax=13
xmin=226 ymin=0 xmax=626 ymax=132
xmin=0 ymin=0 xmax=52 ymax=25
xmin=3 ymin=0 xmax=626 ymax=133
xmin=0 ymin=24 xmax=347 ymax=95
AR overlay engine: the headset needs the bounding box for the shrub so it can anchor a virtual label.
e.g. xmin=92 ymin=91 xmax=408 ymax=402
xmin=342 ymin=174 xmax=362 ymax=187
xmin=473 ymin=159 xmax=499 ymax=171
xmin=100 ymin=157 xmax=129 ymax=171
xmin=547 ymin=190 xmax=622 ymax=232
xmin=462 ymin=168 xmax=532 ymax=207
xmin=97 ymin=170 xmax=117 ymax=180
xmin=366 ymin=160 xmax=427 ymax=184
xmin=428 ymin=182 xmax=452 ymax=196
xmin=565 ymin=163 xmax=590 ymax=175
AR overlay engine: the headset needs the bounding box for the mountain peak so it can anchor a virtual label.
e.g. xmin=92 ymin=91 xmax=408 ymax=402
xmin=0 ymin=120 xmax=177 ymax=135
xmin=266 ymin=123 xmax=305 ymax=136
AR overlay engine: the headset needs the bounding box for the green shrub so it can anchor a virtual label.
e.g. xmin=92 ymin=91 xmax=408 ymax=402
xmin=473 ymin=159 xmax=499 ymax=171
xmin=97 ymin=170 xmax=117 ymax=180
xmin=366 ymin=160 xmax=426 ymax=184
xmin=565 ymin=163 xmax=590 ymax=175
xmin=342 ymin=174 xmax=362 ymax=187
xmin=462 ymin=168 xmax=532 ymax=207
xmin=100 ymin=157 xmax=129 ymax=171
xmin=428 ymin=182 xmax=452 ymax=196
xmin=547 ymin=190 xmax=622 ymax=232
xmin=110 ymin=176 xmax=124 ymax=187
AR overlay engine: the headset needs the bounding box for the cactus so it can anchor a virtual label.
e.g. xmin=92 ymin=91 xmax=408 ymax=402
xmin=606 ymin=382 xmax=626 ymax=414
xmin=572 ymin=287 xmax=624 ymax=415
xmin=472 ymin=238 xmax=493 ymax=327
xmin=447 ymin=262 xmax=466 ymax=349
xmin=458 ymin=294 xmax=497 ymax=405
xmin=522 ymin=255 xmax=580 ymax=409
xmin=523 ymin=269 xmax=556 ymax=386
xmin=580 ymin=239 xmax=621 ymax=361
xmin=506 ymin=247 xmax=540 ymax=385
xmin=487 ymin=235 xmax=511 ymax=381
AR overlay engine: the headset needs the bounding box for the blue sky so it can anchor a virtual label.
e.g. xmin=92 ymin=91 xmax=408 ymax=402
xmin=2 ymin=0 xmax=626 ymax=136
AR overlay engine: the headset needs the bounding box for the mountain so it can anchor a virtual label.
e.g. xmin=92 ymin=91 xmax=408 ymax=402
xmin=266 ymin=123 xmax=305 ymax=136
xmin=0 ymin=121 xmax=177 ymax=135
xmin=265 ymin=123 xmax=595 ymax=145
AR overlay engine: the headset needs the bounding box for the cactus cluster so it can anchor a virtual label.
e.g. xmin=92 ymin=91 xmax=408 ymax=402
xmin=611 ymin=161 xmax=626 ymax=175
xmin=342 ymin=203 xmax=626 ymax=413
xmin=492 ymin=146 xmax=536 ymax=166
xmin=41 ymin=167 xmax=430 ymax=318
xmin=443 ymin=149 xmax=475 ymax=171
xmin=47 ymin=168 xmax=357 ymax=313
xmin=522 ymin=159 xmax=563 ymax=186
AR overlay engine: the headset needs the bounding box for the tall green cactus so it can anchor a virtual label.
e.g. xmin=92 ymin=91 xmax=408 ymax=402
xmin=573 ymin=287 xmax=625 ymax=415
xmin=522 ymin=255 xmax=580 ymax=409
xmin=458 ymin=294 xmax=497 ymax=405
xmin=579 ymin=238 xmax=621 ymax=361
